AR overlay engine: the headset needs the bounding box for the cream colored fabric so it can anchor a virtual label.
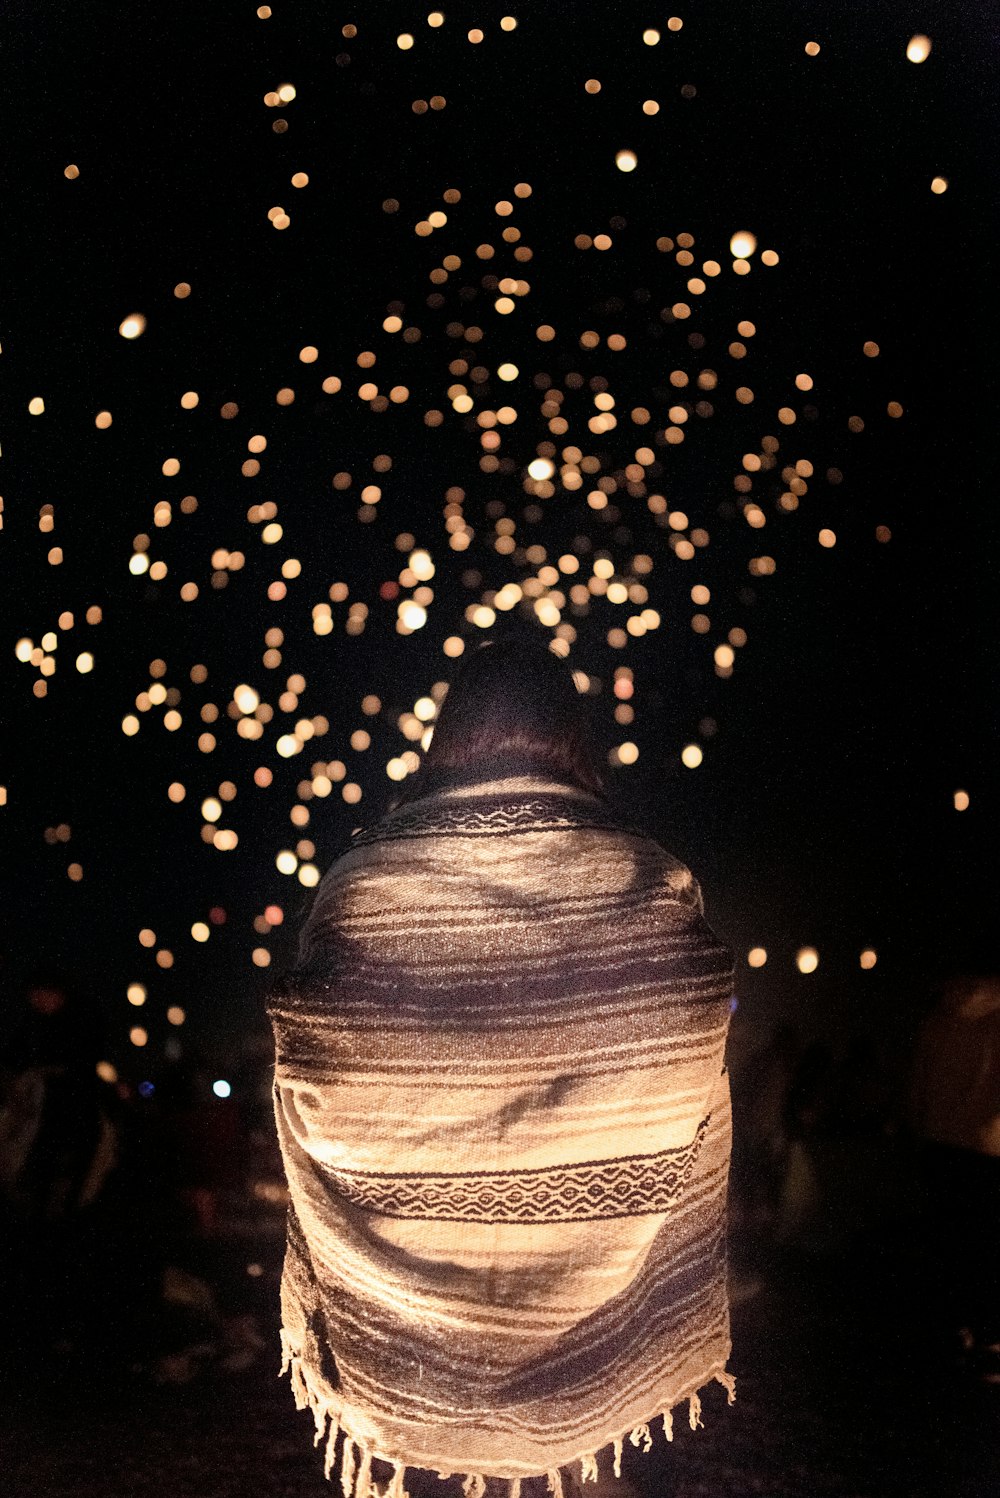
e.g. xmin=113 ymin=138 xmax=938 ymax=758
xmin=268 ymin=772 xmax=736 ymax=1493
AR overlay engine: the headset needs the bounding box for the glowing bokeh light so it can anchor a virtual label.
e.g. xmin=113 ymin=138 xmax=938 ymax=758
xmin=729 ymin=231 xmax=757 ymax=258
xmin=3 ymin=13 xmax=949 ymax=1073
xmin=528 ymin=458 xmax=555 ymax=480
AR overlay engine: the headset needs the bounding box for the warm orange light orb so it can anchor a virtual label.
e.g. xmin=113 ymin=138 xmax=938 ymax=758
xmin=399 ymin=600 xmax=428 ymax=630
xmin=729 ymin=231 xmax=757 ymax=258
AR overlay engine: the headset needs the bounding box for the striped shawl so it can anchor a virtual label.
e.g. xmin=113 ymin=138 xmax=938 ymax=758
xmin=267 ymin=771 xmax=736 ymax=1494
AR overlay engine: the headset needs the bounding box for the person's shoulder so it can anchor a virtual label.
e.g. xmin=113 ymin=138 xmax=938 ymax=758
xmin=645 ymin=842 xmax=704 ymax=910
xmin=595 ymin=808 xmax=705 ymax=911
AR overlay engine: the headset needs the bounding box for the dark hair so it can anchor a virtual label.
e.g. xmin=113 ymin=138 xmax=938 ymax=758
xmin=389 ymin=638 xmax=608 ymax=808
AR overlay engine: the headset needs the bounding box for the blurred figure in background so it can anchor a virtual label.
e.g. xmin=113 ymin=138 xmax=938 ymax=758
xmin=0 ymin=968 xmax=117 ymax=1355
xmin=909 ymin=973 xmax=1000 ymax=1383
xmin=730 ymin=1022 xmax=801 ymax=1249
xmin=156 ymin=1064 xmax=247 ymax=1239
xmin=773 ymin=1039 xmax=835 ymax=1252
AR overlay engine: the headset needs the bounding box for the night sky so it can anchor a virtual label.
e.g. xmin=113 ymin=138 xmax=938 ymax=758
xmin=3 ymin=0 xmax=995 ymax=1079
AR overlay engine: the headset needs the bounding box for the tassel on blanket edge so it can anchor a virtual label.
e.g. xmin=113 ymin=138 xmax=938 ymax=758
xmin=688 ymin=1392 xmax=703 ymax=1431
xmin=355 ymin=1444 xmax=374 ymax=1498
xmin=323 ymin=1422 xmax=341 ymax=1482
xmin=340 ymin=1437 xmax=357 ymax=1498
xmin=628 ymin=1422 xmax=653 ymax=1454
xmin=314 ymin=1397 xmax=334 ymax=1448
xmin=320 ymin=1411 xmax=337 ymax=1466
xmin=507 ymin=1480 xmax=521 ymax=1498
xmin=715 ymin=1369 xmax=737 ymax=1405
xmin=289 ymin=1356 xmax=311 ymax=1413
xmin=661 ymin=1409 xmax=674 ymax=1443
xmin=462 ymin=1475 xmax=487 ymax=1498
xmin=545 ymin=1469 xmax=564 ymax=1498
xmin=612 ymin=1437 xmax=623 ymax=1479
xmin=387 ymin=1459 xmax=407 ymax=1498
xmin=579 ymin=1452 xmax=600 ymax=1484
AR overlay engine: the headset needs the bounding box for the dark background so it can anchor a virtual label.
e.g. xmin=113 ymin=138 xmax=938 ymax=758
xmin=2 ymin=7 xmax=999 ymax=1498
xmin=2 ymin=0 xmax=996 ymax=1074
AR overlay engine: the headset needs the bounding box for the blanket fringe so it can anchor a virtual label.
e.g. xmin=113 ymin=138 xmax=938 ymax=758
xmin=356 ymin=1444 xmax=374 ymax=1498
xmin=324 ymin=1421 xmax=341 ymax=1480
xmin=280 ymin=1334 xmax=330 ymax=1451
xmin=279 ymin=1329 xmax=735 ymax=1493
xmin=579 ymin=1452 xmax=600 ymax=1483
xmin=340 ymin=1437 xmax=356 ymax=1498
xmin=288 ymin=1355 xmax=310 ymax=1410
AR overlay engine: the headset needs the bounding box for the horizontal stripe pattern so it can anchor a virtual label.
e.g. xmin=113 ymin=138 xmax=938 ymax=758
xmin=268 ymin=773 xmax=735 ymax=1482
xmin=316 ymin=1116 xmax=711 ymax=1223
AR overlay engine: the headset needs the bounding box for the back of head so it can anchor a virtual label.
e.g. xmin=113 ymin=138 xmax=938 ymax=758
xmin=390 ymin=637 xmax=607 ymax=807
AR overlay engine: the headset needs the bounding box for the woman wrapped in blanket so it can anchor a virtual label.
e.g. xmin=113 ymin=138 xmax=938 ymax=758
xmin=268 ymin=637 xmax=736 ymax=1498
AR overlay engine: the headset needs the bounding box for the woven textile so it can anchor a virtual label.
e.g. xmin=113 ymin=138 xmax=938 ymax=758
xmin=267 ymin=771 xmax=736 ymax=1494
